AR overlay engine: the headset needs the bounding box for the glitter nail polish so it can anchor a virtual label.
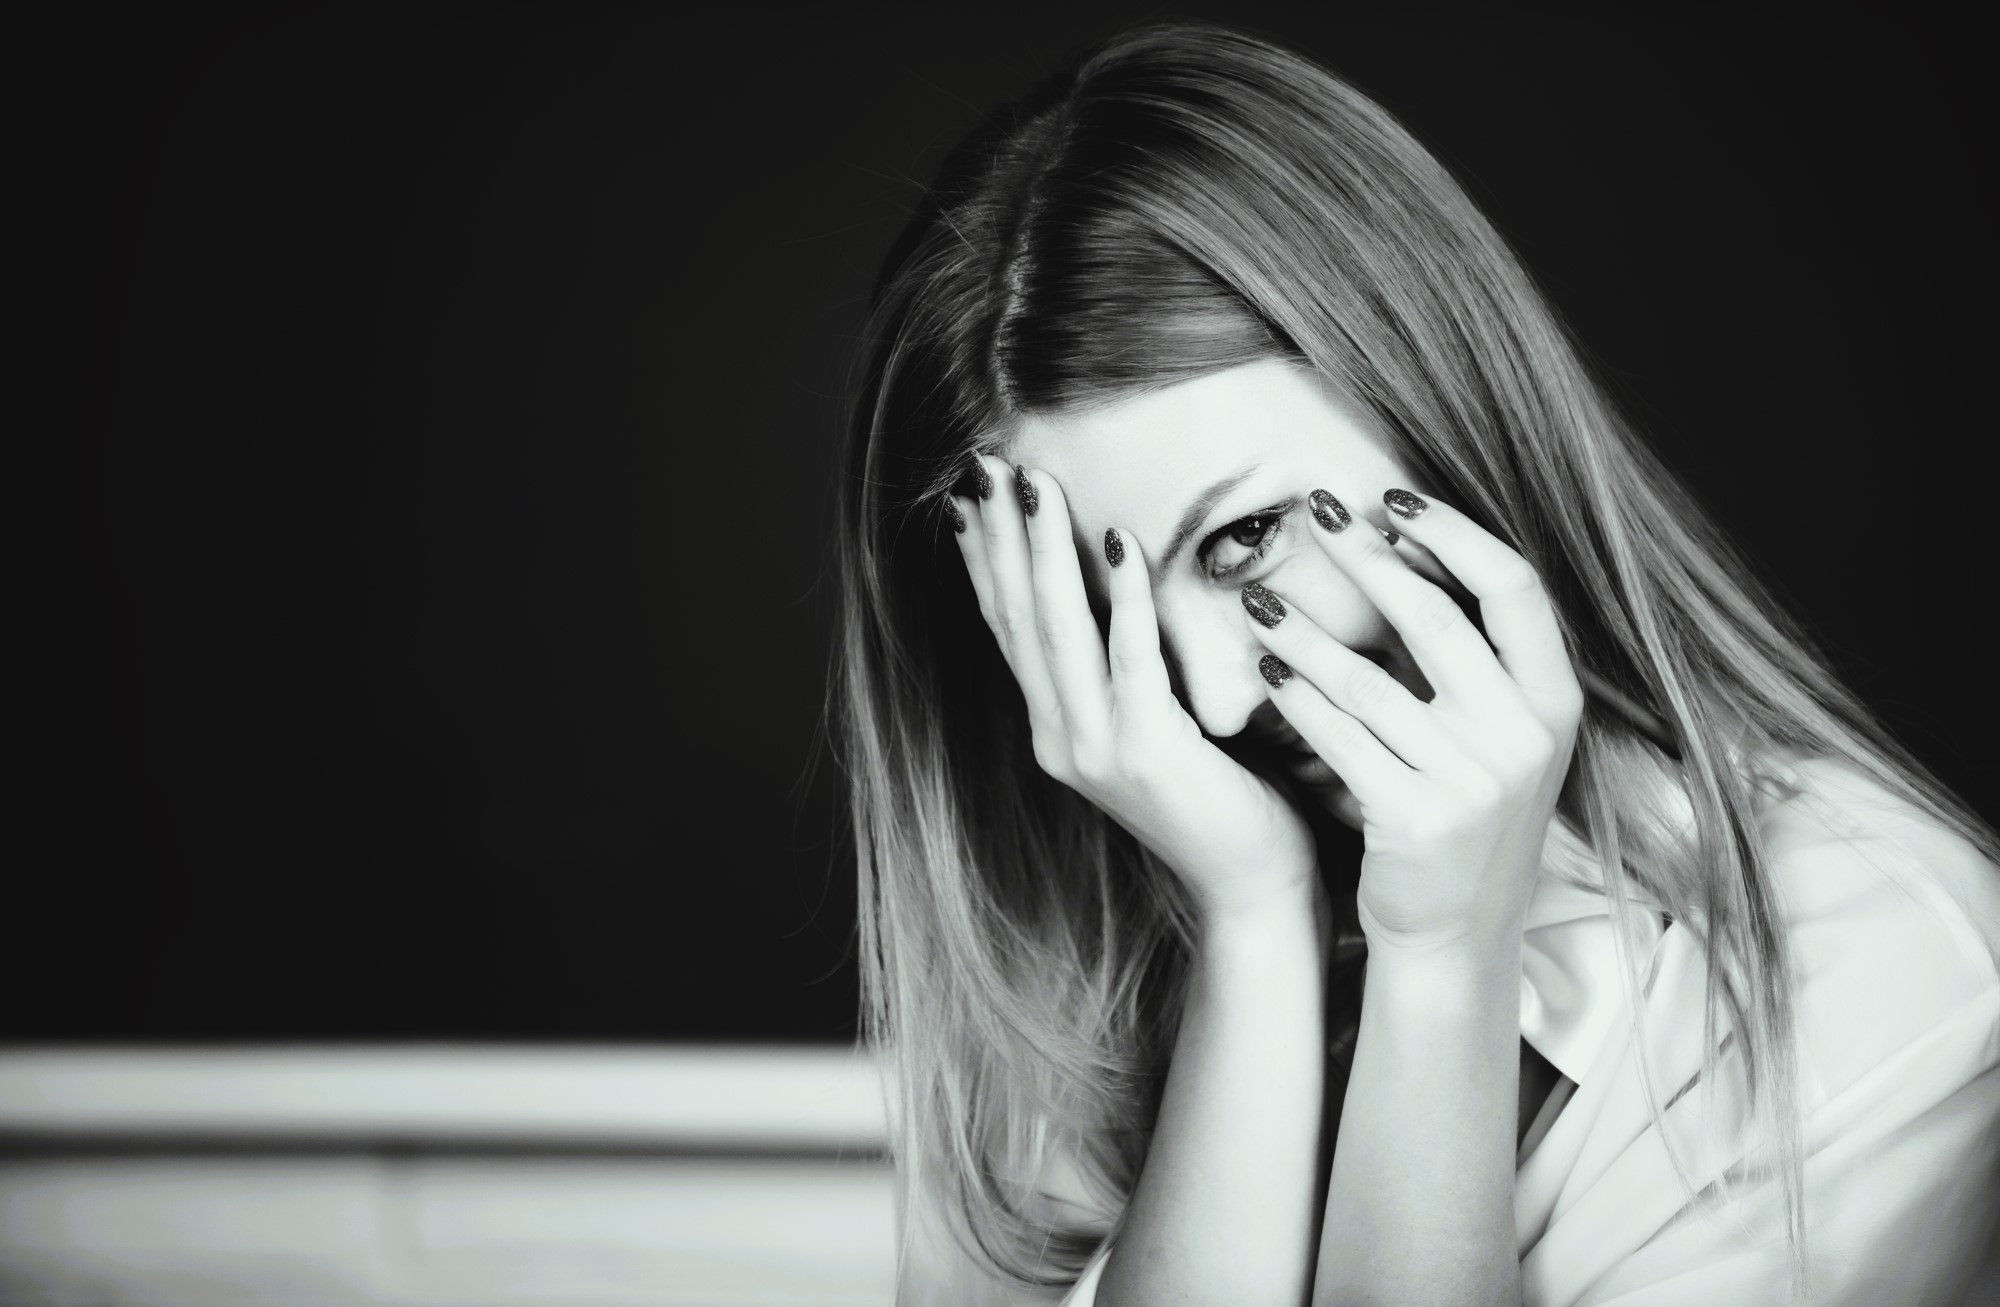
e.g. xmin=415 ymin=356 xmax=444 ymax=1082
xmin=1014 ymin=464 xmax=1039 ymax=517
xmin=1384 ymin=489 xmax=1429 ymax=520
xmin=1309 ymin=488 xmax=1350 ymax=532
xmin=958 ymin=464 xmax=994 ymax=500
xmin=947 ymin=498 xmax=967 ymax=534
xmin=1104 ymin=527 xmax=1125 ymax=568
xmin=1259 ymin=653 xmax=1293 ymax=688
xmin=1241 ymin=581 xmax=1287 ymax=628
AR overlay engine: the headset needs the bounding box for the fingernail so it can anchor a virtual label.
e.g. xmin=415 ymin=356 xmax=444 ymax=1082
xmin=946 ymin=498 xmax=967 ymax=534
xmin=1384 ymin=489 xmax=1428 ymax=520
xmin=1309 ymin=488 xmax=1350 ymax=532
xmin=1259 ymin=653 xmax=1293 ymax=688
xmin=1240 ymin=581 xmax=1286 ymax=628
xmin=957 ymin=464 xmax=994 ymax=501
xmin=1104 ymin=527 xmax=1125 ymax=568
xmin=1013 ymin=464 xmax=1039 ymax=517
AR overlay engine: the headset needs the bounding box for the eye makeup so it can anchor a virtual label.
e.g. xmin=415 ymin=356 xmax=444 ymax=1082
xmin=1197 ymin=499 xmax=1296 ymax=580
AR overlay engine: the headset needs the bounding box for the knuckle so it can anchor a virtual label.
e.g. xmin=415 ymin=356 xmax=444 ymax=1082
xmin=1401 ymin=804 xmax=1459 ymax=846
xmin=1515 ymin=722 xmax=1558 ymax=764
xmin=1487 ymin=755 xmax=1538 ymax=796
xmin=1341 ymin=664 xmax=1395 ymax=711
xmin=1350 ymin=530 xmax=1397 ymax=568
xmin=1324 ymin=713 xmax=1376 ymax=757
xmin=1456 ymin=770 xmax=1505 ymax=811
xmin=1495 ymin=553 xmax=1545 ymax=597
xmin=1068 ymin=734 xmax=1117 ymax=786
xmin=1551 ymin=679 xmax=1587 ymax=726
xmin=995 ymin=599 xmax=1030 ymax=646
xmin=1109 ymin=644 xmax=1154 ymax=683
xmin=1036 ymin=606 xmax=1063 ymax=654
xmin=1030 ymin=732 xmax=1073 ymax=784
xmin=1477 ymin=734 xmax=1549 ymax=790
xmin=1413 ymin=587 xmax=1464 ymax=634
xmin=1116 ymin=702 xmax=1183 ymax=757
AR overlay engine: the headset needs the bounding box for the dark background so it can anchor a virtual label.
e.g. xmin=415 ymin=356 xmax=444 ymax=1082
xmin=27 ymin=3 xmax=1995 ymax=1043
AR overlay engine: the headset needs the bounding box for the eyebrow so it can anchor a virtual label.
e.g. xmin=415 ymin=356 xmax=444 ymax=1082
xmin=1157 ymin=465 xmax=1263 ymax=572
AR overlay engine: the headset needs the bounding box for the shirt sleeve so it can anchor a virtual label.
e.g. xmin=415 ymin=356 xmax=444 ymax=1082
xmin=1577 ymin=990 xmax=2000 ymax=1306
xmin=1517 ymin=786 xmax=2000 ymax=1307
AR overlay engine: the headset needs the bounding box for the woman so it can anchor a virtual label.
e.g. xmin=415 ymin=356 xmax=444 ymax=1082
xmin=832 ymin=20 xmax=2000 ymax=1306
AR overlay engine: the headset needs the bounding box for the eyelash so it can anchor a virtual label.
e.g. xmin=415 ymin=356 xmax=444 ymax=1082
xmin=1197 ymin=503 xmax=1291 ymax=580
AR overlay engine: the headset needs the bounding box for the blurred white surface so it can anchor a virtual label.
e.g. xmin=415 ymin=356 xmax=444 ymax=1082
xmin=0 ymin=1045 xmax=896 ymax=1307
xmin=0 ymin=1045 xmax=887 ymax=1150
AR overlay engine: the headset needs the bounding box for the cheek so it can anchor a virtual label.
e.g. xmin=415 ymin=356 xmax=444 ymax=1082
xmin=1272 ymin=558 xmax=1430 ymax=699
xmin=1268 ymin=555 xmax=1395 ymax=651
xmin=1152 ymin=590 xmax=1276 ymax=736
xmin=1155 ymin=555 xmax=1421 ymax=737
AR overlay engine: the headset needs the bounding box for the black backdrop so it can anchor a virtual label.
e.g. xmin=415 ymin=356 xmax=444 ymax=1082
xmin=32 ymin=3 xmax=1996 ymax=1043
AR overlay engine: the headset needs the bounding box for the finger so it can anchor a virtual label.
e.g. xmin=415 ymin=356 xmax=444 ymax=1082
xmin=1256 ymin=650 xmax=1413 ymax=812
xmin=1377 ymin=489 xmax=1583 ymax=724
xmin=948 ymin=484 xmax=999 ymax=635
xmin=1016 ymin=466 xmax=1110 ymax=724
xmin=1102 ymin=525 xmax=1172 ymax=707
xmin=1239 ymin=582 xmax=1464 ymax=776
xmin=964 ymin=454 xmax=1064 ymax=728
xmin=1301 ymin=487 xmax=1514 ymax=709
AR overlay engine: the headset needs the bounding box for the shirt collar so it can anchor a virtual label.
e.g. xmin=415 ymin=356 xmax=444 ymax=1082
xmin=1518 ymin=820 xmax=1667 ymax=1084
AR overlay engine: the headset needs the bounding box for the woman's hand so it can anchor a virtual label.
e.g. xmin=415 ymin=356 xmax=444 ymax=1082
xmin=950 ymin=455 xmax=1320 ymax=925
xmin=1246 ymin=488 xmax=1583 ymax=961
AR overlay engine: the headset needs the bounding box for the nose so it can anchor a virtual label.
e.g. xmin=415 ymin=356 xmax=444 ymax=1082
xmin=1159 ymin=605 xmax=1270 ymax=740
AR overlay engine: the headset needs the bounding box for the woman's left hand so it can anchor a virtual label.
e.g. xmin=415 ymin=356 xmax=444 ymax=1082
xmin=1246 ymin=489 xmax=1584 ymax=962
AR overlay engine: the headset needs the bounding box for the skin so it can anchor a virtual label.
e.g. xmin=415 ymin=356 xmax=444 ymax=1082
xmin=949 ymin=355 xmax=1583 ymax=1305
xmin=1010 ymin=355 xmax=1435 ymax=829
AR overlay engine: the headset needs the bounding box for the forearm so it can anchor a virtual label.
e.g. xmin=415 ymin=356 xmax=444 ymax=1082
xmin=1313 ymin=944 xmax=1524 ymax=1307
xmin=1097 ymin=883 xmax=1332 ymax=1307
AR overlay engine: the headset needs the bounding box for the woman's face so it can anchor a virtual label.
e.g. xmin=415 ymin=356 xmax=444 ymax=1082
xmin=1003 ymin=356 xmax=1437 ymax=761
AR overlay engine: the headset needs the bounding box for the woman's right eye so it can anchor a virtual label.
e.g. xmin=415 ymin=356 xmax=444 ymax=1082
xmin=1199 ymin=506 xmax=1289 ymax=580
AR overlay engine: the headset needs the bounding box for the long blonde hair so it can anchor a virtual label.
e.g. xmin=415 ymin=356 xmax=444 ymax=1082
xmin=828 ymin=19 xmax=1998 ymax=1297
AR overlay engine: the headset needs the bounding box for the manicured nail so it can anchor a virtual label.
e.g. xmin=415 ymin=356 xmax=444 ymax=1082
xmin=958 ymin=464 xmax=994 ymax=501
xmin=946 ymin=497 xmax=967 ymax=534
xmin=1259 ymin=653 xmax=1293 ymax=688
xmin=1013 ymin=464 xmax=1039 ymax=516
xmin=1309 ymin=488 xmax=1350 ymax=532
xmin=1104 ymin=527 xmax=1125 ymax=568
xmin=1384 ymin=489 xmax=1428 ymax=520
xmin=1240 ymin=581 xmax=1286 ymax=628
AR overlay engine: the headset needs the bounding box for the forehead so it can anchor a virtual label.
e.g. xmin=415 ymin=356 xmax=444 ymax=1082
xmin=1003 ymin=357 xmax=1395 ymax=532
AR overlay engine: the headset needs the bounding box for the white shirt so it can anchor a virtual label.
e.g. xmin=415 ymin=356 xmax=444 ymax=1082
xmin=1059 ymin=755 xmax=2000 ymax=1305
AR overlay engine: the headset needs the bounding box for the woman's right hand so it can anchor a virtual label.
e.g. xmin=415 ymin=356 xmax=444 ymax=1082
xmin=950 ymin=455 xmax=1320 ymax=924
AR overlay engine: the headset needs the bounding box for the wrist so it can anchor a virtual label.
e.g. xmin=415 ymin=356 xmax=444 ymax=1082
xmin=1196 ymin=873 xmax=1324 ymax=933
xmin=1363 ymin=935 xmax=1522 ymax=1015
xmin=1357 ymin=899 xmax=1528 ymax=977
xmin=1196 ymin=877 xmax=1328 ymax=966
